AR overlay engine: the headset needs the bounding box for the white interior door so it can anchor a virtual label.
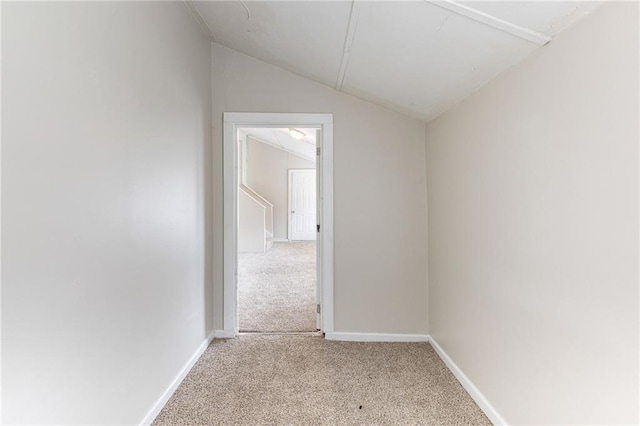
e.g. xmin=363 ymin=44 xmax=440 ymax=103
xmin=289 ymin=169 xmax=316 ymax=241
xmin=315 ymin=130 xmax=321 ymax=330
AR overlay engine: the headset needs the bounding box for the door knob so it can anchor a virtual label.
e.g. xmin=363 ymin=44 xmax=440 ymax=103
xmin=291 ymin=210 xmax=295 ymax=213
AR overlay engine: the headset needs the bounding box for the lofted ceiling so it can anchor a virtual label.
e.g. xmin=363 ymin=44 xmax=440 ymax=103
xmin=191 ymin=1 xmax=602 ymax=122
xmin=239 ymin=127 xmax=317 ymax=162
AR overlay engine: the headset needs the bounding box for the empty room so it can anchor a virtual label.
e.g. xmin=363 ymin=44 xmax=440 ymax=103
xmin=1 ymin=1 xmax=638 ymax=425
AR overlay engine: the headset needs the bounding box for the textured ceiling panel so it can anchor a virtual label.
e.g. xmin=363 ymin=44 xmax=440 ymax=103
xmin=195 ymin=1 xmax=601 ymax=122
xmin=195 ymin=1 xmax=351 ymax=87
xmin=341 ymin=1 xmax=537 ymax=120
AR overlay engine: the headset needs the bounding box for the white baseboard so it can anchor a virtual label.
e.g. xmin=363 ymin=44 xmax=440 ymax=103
xmin=212 ymin=329 xmax=236 ymax=338
xmin=271 ymin=238 xmax=290 ymax=243
xmin=139 ymin=331 xmax=215 ymax=425
xmin=325 ymin=332 xmax=430 ymax=342
xmin=429 ymin=337 xmax=507 ymax=426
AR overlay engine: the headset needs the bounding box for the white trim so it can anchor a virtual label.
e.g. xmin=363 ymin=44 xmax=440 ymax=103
xmin=212 ymin=329 xmax=236 ymax=339
xmin=325 ymin=332 xmax=430 ymax=342
xmin=240 ymin=184 xmax=273 ymax=208
xmin=225 ymin=113 xmax=334 ymax=127
xmin=271 ymin=238 xmax=290 ymax=243
xmin=0 ymin=2 xmax=3 ymax=419
xmin=223 ymin=113 xmax=334 ymax=335
xmin=430 ymin=337 xmax=507 ymax=426
xmin=335 ymin=0 xmax=362 ymax=90
xmin=427 ymin=0 xmax=551 ymax=46
xmin=139 ymin=332 xmax=215 ymax=425
xmin=222 ymin=116 xmax=238 ymax=336
xmin=319 ymin=120 xmax=334 ymax=332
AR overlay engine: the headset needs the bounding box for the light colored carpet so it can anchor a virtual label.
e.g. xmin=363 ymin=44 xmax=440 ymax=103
xmin=238 ymin=242 xmax=316 ymax=332
xmin=153 ymin=335 xmax=491 ymax=425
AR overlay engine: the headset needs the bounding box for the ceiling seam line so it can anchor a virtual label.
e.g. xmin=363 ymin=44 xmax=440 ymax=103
xmin=335 ymin=0 xmax=361 ymax=91
xmin=426 ymin=0 xmax=552 ymax=45
xmin=183 ymin=0 xmax=216 ymax=43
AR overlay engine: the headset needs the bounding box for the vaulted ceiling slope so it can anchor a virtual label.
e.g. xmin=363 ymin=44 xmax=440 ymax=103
xmin=239 ymin=128 xmax=317 ymax=163
xmin=191 ymin=1 xmax=602 ymax=122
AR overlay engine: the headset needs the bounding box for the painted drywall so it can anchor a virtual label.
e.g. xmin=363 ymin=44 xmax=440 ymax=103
xmin=239 ymin=189 xmax=267 ymax=253
xmin=212 ymin=43 xmax=428 ymax=334
xmin=1 ymin=2 xmax=212 ymax=424
xmin=425 ymin=2 xmax=639 ymax=424
xmin=245 ymin=136 xmax=315 ymax=240
xmin=195 ymin=1 xmax=600 ymax=121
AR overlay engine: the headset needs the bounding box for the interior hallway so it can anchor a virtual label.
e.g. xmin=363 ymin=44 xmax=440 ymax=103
xmin=3 ymin=2 xmax=637 ymax=424
xmin=238 ymin=242 xmax=317 ymax=332
xmin=153 ymin=335 xmax=490 ymax=425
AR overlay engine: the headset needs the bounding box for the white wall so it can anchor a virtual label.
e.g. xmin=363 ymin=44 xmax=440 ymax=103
xmin=245 ymin=136 xmax=315 ymax=240
xmin=425 ymin=2 xmax=638 ymax=424
xmin=212 ymin=43 xmax=428 ymax=334
xmin=1 ymin=2 xmax=212 ymax=424
xmin=238 ymin=189 xmax=267 ymax=253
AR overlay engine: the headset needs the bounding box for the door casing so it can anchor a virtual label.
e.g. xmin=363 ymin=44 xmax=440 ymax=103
xmin=222 ymin=112 xmax=334 ymax=336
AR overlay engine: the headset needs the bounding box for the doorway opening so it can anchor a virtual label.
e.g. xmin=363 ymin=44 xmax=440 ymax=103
xmin=222 ymin=113 xmax=334 ymax=337
xmin=237 ymin=128 xmax=318 ymax=332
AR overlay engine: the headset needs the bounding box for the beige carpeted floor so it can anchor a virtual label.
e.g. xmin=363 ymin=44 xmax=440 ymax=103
xmin=238 ymin=242 xmax=317 ymax=332
xmin=153 ymin=335 xmax=490 ymax=425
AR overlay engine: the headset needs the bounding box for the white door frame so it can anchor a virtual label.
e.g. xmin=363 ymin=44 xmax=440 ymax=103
xmin=223 ymin=112 xmax=334 ymax=336
xmin=288 ymin=169 xmax=317 ymax=241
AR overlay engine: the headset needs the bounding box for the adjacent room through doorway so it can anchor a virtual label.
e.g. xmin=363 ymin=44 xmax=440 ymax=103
xmin=236 ymin=127 xmax=318 ymax=333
